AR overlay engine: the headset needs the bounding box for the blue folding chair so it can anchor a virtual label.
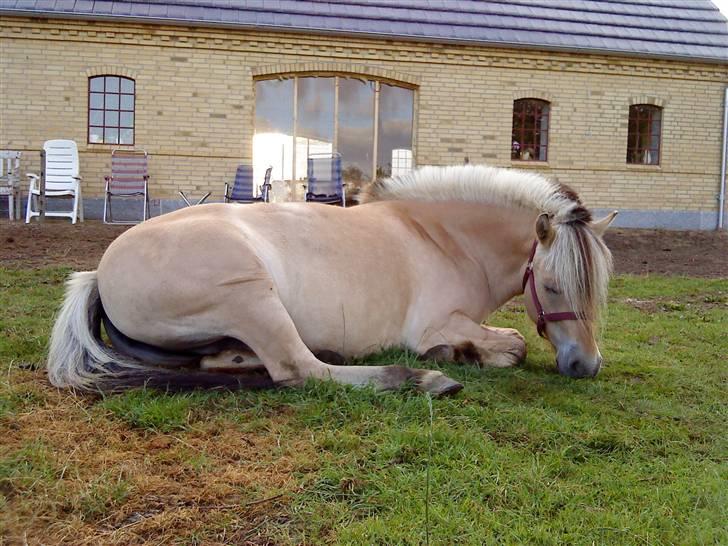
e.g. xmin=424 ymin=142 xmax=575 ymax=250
xmin=305 ymin=153 xmax=346 ymax=207
xmin=224 ymin=165 xmax=272 ymax=203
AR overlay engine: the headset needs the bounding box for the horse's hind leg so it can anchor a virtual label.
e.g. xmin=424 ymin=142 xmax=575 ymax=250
xmin=224 ymin=293 xmax=462 ymax=396
xmin=416 ymin=314 xmax=526 ymax=368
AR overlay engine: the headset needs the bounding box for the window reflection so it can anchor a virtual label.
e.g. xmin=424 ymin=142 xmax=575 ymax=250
xmin=254 ymin=78 xmax=294 ymax=184
xmin=338 ymin=78 xmax=375 ymax=187
xmin=378 ymin=84 xmax=414 ymax=178
xmin=296 ymin=77 xmax=334 ymax=180
xmin=253 ymin=75 xmax=415 ymax=199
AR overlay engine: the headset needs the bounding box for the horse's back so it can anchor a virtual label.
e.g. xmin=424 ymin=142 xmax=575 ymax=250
xmin=96 ymin=203 xmax=415 ymax=354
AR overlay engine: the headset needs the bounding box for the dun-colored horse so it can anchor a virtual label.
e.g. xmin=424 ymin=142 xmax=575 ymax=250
xmin=48 ymin=165 xmax=616 ymax=395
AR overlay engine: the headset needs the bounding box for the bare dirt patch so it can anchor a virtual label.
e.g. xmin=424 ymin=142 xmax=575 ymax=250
xmin=604 ymin=228 xmax=727 ymax=278
xmin=1 ymin=220 xmax=726 ymax=277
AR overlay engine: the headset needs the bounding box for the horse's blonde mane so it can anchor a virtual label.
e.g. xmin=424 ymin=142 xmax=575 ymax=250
xmin=358 ymin=164 xmax=582 ymax=222
xmin=360 ymin=164 xmax=613 ymax=332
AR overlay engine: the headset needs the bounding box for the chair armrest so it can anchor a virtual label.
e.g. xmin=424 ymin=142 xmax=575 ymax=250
xmin=104 ymin=175 xmax=111 ymax=182
xmin=27 ymin=172 xmax=39 ymax=181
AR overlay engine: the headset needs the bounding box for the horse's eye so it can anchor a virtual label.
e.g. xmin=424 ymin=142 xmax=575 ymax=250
xmin=544 ymin=285 xmax=561 ymax=295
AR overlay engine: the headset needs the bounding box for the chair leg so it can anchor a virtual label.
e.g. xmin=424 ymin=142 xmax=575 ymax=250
xmin=71 ymin=192 xmax=78 ymax=224
xmin=78 ymin=187 xmax=84 ymax=222
xmin=25 ymin=191 xmax=33 ymax=223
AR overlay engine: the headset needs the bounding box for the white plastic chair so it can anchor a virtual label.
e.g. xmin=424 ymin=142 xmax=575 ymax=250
xmin=26 ymin=140 xmax=84 ymax=224
xmin=0 ymin=151 xmax=22 ymax=220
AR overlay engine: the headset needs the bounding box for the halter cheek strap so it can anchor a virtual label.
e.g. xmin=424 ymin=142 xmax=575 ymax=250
xmin=522 ymin=241 xmax=582 ymax=338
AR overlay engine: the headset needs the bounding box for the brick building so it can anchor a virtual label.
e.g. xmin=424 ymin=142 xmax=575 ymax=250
xmin=1 ymin=1 xmax=727 ymax=228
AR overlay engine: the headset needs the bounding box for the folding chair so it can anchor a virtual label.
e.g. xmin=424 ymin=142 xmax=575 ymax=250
xmin=104 ymin=149 xmax=151 ymax=224
xmin=0 ymin=151 xmax=22 ymax=220
xmin=305 ymin=153 xmax=346 ymax=207
xmin=223 ymin=165 xmax=272 ymax=203
xmin=26 ymin=140 xmax=84 ymax=223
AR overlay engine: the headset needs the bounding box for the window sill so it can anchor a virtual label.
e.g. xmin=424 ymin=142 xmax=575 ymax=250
xmin=511 ymin=160 xmax=551 ymax=169
xmin=626 ymin=163 xmax=661 ymax=171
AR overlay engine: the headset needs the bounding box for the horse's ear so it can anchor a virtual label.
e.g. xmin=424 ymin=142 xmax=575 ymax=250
xmin=535 ymin=213 xmax=555 ymax=246
xmin=591 ymin=210 xmax=618 ymax=237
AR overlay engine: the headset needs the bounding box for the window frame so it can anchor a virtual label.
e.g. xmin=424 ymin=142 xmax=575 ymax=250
xmin=626 ymin=104 xmax=662 ymax=166
xmin=511 ymin=98 xmax=550 ymax=163
xmin=87 ymin=75 xmax=136 ymax=146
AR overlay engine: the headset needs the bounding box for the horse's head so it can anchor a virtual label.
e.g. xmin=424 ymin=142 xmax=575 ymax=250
xmin=523 ymin=210 xmax=617 ymax=378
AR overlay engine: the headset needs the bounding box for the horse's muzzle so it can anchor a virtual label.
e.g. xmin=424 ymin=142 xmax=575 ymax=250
xmin=556 ymin=346 xmax=601 ymax=378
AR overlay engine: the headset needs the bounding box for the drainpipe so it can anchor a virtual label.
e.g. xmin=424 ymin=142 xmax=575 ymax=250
xmin=719 ymin=86 xmax=728 ymax=230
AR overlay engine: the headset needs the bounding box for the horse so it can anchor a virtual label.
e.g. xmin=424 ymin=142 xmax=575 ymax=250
xmin=47 ymin=164 xmax=616 ymax=396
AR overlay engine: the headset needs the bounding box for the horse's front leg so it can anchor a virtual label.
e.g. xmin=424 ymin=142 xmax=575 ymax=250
xmin=415 ymin=314 xmax=526 ymax=368
xmin=223 ymin=292 xmax=462 ymax=396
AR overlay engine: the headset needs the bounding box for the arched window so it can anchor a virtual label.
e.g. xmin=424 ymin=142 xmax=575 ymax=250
xmin=627 ymin=104 xmax=661 ymax=165
xmin=253 ymin=75 xmax=414 ymax=195
xmin=512 ymin=99 xmax=550 ymax=162
xmin=88 ymin=75 xmax=135 ymax=145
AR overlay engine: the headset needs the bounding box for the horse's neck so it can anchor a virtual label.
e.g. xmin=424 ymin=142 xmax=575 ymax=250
xmin=407 ymin=201 xmax=535 ymax=310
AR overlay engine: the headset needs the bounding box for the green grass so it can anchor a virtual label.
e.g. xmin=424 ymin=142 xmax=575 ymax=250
xmin=1 ymin=267 xmax=726 ymax=544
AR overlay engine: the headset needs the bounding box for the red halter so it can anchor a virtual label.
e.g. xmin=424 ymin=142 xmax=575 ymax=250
xmin=522 ymin=241 xmax=583 ymax=338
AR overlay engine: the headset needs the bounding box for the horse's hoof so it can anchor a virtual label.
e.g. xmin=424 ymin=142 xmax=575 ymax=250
xmin=420 ymin=373 xmax=463 ymax=397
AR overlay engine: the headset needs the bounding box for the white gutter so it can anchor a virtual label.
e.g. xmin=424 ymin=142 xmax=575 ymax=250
xmin=719 ymin=87 xmax=728 ymax=230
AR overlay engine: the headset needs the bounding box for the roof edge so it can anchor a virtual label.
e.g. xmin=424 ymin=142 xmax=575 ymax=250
xmin=1 ymin=10 xmax=727 ymax=66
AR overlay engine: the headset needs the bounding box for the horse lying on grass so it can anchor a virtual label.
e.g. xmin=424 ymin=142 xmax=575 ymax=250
xmin=48 ymin=165 xmax=616 ymax=396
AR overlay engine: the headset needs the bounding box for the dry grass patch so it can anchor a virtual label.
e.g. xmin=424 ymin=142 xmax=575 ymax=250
xmin=1 ymin=369 xmax=312 ymax=545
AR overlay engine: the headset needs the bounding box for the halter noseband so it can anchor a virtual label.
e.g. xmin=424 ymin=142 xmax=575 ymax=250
xmin=522 ymin=241 xmax=583 ymax=338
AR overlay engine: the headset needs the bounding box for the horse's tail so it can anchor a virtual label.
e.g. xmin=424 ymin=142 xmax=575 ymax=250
xmin=47 ymin=271 xmax=275 ymax=393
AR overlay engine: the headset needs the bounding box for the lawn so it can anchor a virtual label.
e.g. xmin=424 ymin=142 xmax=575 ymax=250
xmin=1 ymin=267 xmax=726 ymax=544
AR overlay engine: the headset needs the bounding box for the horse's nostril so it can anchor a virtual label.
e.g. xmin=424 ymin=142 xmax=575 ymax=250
xmin=570 ymin=360 xmax=584 ymax=377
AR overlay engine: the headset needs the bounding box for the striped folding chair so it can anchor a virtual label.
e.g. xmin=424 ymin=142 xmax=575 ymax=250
xmin=305 ymin=153 xmax=345 ymax=207
xmin=103 ymin=149 xmax=150 ymax=224
xmin=224 ymin=165 xmax=272 ymax=203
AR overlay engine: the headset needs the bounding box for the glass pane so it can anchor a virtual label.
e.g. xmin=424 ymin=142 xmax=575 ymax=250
xmin=105 ymin=76 xmax=120 ymax=93
xmin=89 ymin=126 xmax=103 ymax=144
xmin=120 ymin=94 xmax=134 ymax=110
xmin=377 ymin=83 xmax=414 ymax=178
xmin=338 ymin=78 xmax=375 ymax=186
xmin=120 ymin=128 xmax=134 ymax=145
xmin=254 ymin=78 xmax=295 ymax=183
xmin=120 ymin=111 xmax=134 ymax=127
xmin=120 ymin=78 xmax=135 ymax=94
xmin=104 ymin=127 xmax=119 ymax=144
xmin=90 ymin=93 xmax=104 ymax=109
xmin=105 ymin=110 xmax=119 ymax=126
xmin=89 ymin=110 xmax=104 ymax=126
xmin=90 ymin=77 xmax=104 ymax=92
xmin=296 ymin=77 xmax=334 ymax=179
xmin=105 ymin=94 xmax=119 ymax=110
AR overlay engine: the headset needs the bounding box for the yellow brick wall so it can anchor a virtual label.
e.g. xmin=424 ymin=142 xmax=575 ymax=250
xmin=1 ymin=16 xmax=726 ymax=214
